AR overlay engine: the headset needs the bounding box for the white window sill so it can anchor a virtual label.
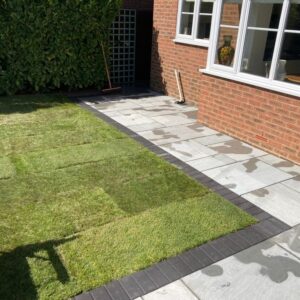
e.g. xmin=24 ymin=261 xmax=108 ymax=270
xmin=200 ymin=68 xmax=300 ymax=98
xmin=173 ymin=38 xmax=209 ymax=48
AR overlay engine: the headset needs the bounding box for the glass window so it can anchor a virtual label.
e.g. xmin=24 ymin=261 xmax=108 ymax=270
xmin=208 ymin=0 xmax=300 ymax=95
xmin=197 ymin=15 xmax=212 ymax=39
xmin=215 ymin=0 xmax=242 ymax=66
xmin=177 ymin=0 xmax=215 ymax=42
xmin=179 ymin=0 xmax=196 ymax=35
xmin=275 ymin=0 xmax=300 ymax=85
xmin=241 ymin=0 xmax=283 ymax=77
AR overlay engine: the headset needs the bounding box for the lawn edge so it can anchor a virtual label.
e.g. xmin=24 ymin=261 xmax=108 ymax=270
xmin=71 ymin=96 xmax=291 ymax=300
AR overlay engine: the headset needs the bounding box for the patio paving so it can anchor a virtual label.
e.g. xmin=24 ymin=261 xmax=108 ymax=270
xmin=83 ymin=92 xmax=300 ymax=229
xmin=140 ymin=225 xmax=300 ymax=300
xmin=78 ymin=91 xmax=300 ymax=300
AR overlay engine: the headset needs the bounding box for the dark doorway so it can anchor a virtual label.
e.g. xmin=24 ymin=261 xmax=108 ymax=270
xmin=135 ymin=10 xmax=153 ymax=86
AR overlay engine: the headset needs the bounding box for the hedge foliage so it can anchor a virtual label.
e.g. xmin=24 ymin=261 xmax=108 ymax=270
xmin=0 ymin=0 xmax=122 ymax=95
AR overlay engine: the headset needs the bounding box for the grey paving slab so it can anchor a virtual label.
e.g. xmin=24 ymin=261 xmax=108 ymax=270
xmin=272 ymin=224 xmax=300 ymax=259
xmin=138 ymin=124 xmax=218 ymax=146
xmin=141 ymin=280 xmax=198 ymax=300
xmin=127 ymin=122 xmax=167 ymax=132
xmin=243 ymin=183 xmax=300 ymax=226
xmin=80 ymin=93 xmax=300 ymax=300
xmin=129 ymin=104 xmax=197 ymax=118
xmin=183 ymin=239 xmax=300 ymax=300
xmin=151 ymin=113 xmax=196 ymax=126
xmin=128 ymin=96 xmax=176 ymax=108
xmin=204 ymin=159 xmax=292 ymax=195
xmin=160 ymin=140 xmax=217 ymax=162
xmin=282 ymin=175 xmax=300 ymax=193
xmin=259 ymin=154 xmax=300 ymax=177
xmin=110 ymin=113 xmax=155 ymax=127
xmin=194 ymin=133 xmax=233 ymax=146
xmin=187 ymin=154 xmax=235 ymax=172
xmin=94 ymin=100 xmax=143 ymax=112
xmin=209 ymin=140 xmax=267 ymax=162
xmin=93 ymin=110 xmax=122 ymax=118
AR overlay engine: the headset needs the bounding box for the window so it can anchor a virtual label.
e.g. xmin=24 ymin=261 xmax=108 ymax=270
xmin=205 ymin=0 xmax=300 ymax=97
xmin=175 ymin=0 xmax=215 ymax=46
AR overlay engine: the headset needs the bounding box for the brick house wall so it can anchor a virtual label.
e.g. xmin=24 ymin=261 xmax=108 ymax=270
xmin=150 ymin=0 xmax=300 ymax=163
xmin=151 ymin=0 xmax=207 ymax=105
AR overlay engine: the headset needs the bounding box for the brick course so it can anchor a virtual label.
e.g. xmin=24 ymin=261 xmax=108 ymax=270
xmin=199 ymin=75 xmax=300 ymax=163
xmin=150 ymin=0 xmax=300 ymax=163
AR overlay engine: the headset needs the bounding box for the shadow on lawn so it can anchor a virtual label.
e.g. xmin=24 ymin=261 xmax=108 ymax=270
xmin=0 ymin=236 xmax=76 ymax=299
xmin=0 ymin=94 xmax=71 ymax=115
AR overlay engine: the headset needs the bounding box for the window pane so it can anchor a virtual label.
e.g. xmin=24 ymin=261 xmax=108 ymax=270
xmin=275 ymin=33 xmax=300 ymax=85
xmin=182 ymin=0 xmax=195 ymax=12
xmin=200 ymin=0 xmax=214 ymax=13
xmin=220 ymin=0 xmax=242 ymax=26
xmin=215 ymin=28 xmax=238 ymax=66
xmin=241 ymin=30 xmax=277 ymax=77
xmin=286 ymin=1 xmax=300 ymax=30
xmin=197 ymin=15 xmax=212 ymax=39
xmin=248 ymin=0 xmax=283 ymax=29
xmin=180 ymin=14 xmax=194 ymax=35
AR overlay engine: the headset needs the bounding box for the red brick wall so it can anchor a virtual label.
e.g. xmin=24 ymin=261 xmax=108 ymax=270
xmin=199 ymin=75 xmax=300 ymax=163
xmin=150 ymin=0 xmax=300 ymax=163
xmin=122 ymin=0 xmax=153 ymax=10
xmin=151 ymin=0 xmax=207 ymax=105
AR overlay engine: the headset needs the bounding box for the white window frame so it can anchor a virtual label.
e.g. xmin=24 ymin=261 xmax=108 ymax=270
xmin=174 ymin=0 xmax=215 ymax=47
xmin=202 ymin=0 xmax=300 ymax=97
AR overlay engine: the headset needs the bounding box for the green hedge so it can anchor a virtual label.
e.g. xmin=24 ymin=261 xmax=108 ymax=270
xmin=0 ymin=0 xmax=122 ymax=95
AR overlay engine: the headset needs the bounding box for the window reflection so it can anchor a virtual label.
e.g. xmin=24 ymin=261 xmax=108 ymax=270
xmin=276 ymin=1 xmax=300 ymax=85
xmin=241 ymin=0 xmax=282 ymax=77
xmin=179 ymin=0 xmax=195 ymax=35
xmin=215 ymin=0 xmax=242 ymax=66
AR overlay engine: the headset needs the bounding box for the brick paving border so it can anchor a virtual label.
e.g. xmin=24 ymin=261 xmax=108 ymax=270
xmin=70 ymin=96 xmax=291 ymax=300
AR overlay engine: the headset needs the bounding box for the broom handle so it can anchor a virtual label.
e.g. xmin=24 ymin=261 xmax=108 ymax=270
xmin=101 ymin=42 xmax=112 ymax=89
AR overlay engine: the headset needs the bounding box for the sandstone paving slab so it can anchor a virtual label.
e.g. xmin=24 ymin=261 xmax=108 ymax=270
xmin=94 ymin=100 xmax=143 ymax=112
xmin=204 ymin=159 xmax=292 ymax=195
xmin=282 ymin=176 xmax=300 ymax=193
xmin=128 ymin=96 xmax=176 ymax=108
xmin=81 ymin=93 xmax=300 ymax=300
xmin=128 ymin=122 xmax=167 ymax=132
xmin=138 ymin=124 xmax=218 ymax=146
xmin=259 ymin=154 xmax=300 ymax=177
xmin=243 ymin=183 xmax=300 ymax=226
xmin=130 ymin=104 xmax=197 ymax=118
xmin=187 ymin=154 xmax=236 ymax=172
xmin=152 ymin=112 xmax=197 ymax=126
xmin=182 ymin=240 xmax=300 ymax=300
xmin=160 ymin=140 xmax=217 ymax=162
xmin=209 ymin=140 xmax=267 ymax=162
xmin=110 ymin=113 xmax=155 ymax=127
xmin=194 ymin=134 xmax=233 ymax=146
xmin=100 ymin=110 xmax=123 ymax=118
xmin=272 ymin=224 xmax=300 ymax=259
xmin=141 ymin=280 xmax=198 ymax=300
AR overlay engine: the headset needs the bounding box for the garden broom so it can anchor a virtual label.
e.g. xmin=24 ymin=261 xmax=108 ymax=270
xmin=101 ymin=42 xmax=121 ymax=94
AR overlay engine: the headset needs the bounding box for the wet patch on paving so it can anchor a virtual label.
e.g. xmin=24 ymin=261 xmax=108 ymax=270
xmin=73 ymin=92 xmax=300 ymax=300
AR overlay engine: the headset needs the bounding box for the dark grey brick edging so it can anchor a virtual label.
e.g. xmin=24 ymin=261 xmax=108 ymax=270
xmin=71 ymin=98 xmax=291 ymax=300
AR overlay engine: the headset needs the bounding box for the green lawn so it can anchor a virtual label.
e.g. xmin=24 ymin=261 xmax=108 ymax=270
xmin=0 ymin=95 xmax=256 ymax=299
